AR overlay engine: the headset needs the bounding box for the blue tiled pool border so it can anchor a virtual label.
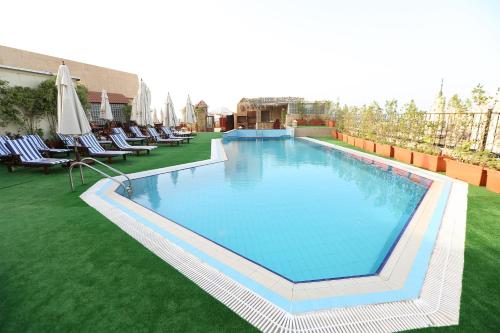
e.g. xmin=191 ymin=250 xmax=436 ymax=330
xmin=94 ymin=141 xmax=452 ymax=313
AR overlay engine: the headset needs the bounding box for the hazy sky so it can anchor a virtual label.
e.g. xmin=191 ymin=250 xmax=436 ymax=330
xmin=0 ymin=0 xmax=499 ymax=112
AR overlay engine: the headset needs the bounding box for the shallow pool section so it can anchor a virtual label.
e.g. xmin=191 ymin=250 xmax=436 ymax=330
xmin=118 ymin=138 xmax=430 ymax=282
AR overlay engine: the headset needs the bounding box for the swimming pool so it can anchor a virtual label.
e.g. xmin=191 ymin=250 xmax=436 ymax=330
xmin=83 ymin=136 xmax=466 ymax=332
xmin=121 ymin=138 xmax=430 ymax=282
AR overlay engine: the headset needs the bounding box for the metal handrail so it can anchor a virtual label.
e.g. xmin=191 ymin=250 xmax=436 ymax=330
xmin=69 ymin=157 xmax=133 ymax=197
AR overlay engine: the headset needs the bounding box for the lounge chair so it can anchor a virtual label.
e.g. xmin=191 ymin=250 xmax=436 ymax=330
xmin=0 ymin=140 xmax=11 ymax=161
xmin=146 ymin=127 xmax=182 ymax=146
xmin=5 ymin=138 xmax=72 ymax=173
xmin=160 ymin=126 xmax=193 ymax=143
xmin=129 ymin=126 xmax=148 ymax=139
xmin=112 ymin=127 xmax=146 ymax=145
xmin=57 ymin=133 xmax=79 ymax=149
xmin=110 ymin=134 xmax=157 ymax=155
xmin=78 ymin=133 xmax=131 ymax=162
xmin=23 ymin=134 xmax=71 ymax=157
xmin=0 ymin=135 xmax=10 ymax=142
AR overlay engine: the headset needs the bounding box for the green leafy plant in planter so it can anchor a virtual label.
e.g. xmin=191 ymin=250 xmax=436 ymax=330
xmin=485 ymin=157 xmax=500 ymax=193
xmin=451 ymin=141 xmax=492 ymax=166
xmin=445 ymin=94 xmax=473 ymax=150
xmin=446 ymin=141 xmax=491 ymax=185
xmin=379 ymin=99 xmax=398 ymax=145
xmin=335 ymin=104 xmax=348 ymax=133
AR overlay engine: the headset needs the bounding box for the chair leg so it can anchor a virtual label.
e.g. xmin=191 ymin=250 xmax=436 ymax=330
xmin=123 ymin=154 xmax=127 ymax=161
xmin=108 ymin=157 xmax=112 ymax=163
xmin=43 ymin=166 xmax=49 ymax=174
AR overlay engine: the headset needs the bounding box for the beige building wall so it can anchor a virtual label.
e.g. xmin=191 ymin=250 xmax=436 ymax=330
xmin=0 ymin=44 xmax=138 ymax=98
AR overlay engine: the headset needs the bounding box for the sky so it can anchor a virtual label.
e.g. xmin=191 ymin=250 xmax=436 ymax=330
xmin=0 ymin=0 xmax=499 ymax=113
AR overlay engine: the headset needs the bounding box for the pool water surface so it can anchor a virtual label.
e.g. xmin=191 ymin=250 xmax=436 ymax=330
xmin=119 ymin=138 xmax=430 ymax=282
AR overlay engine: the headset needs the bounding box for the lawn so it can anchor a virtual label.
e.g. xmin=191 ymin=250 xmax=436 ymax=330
xmin=0 ymin=133 xmax=257 ymax=333
xmin=0 ymin=133 xmax=498 ymax=332
xmin=315 ymin=136 xmax=500 ymax=333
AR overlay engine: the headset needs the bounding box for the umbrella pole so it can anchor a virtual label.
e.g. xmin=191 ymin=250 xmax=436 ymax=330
xmin=73 ymin=135 xmax=84 ymax=184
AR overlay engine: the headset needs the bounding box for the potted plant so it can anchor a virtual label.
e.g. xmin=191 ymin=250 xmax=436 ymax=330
xmin=355 ymin=136 xmax=365 ymax=149
xmin=393 ymin=142 xmax=413 ymax=164
xmin=412 ymin=143 xmax=446 ymax=172
xmin=347 ymin=133 xmax=356 ymax=146
xmin=446 ymin=142 xmax=489 ymax=186
xmin=375 ymin=138 xmax=394 ymax=158
xmin=485 ymin=158 xmax=500 ymax=193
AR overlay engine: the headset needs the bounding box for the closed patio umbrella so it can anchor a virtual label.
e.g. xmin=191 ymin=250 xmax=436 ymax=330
xmin=56 ymin=62 xmax=92 ymax=165
xmin=131 ymin=79 xmax=152 ymax=126
xmin=57 ymin=63 xmax=92 ymax=136
xmin=184 ymin=95 xmax=196 ymax=124
xmin=164 ymin=93 xmax=179 ymax=127
xmin=99 ymin=89 xmax=113 ymax=121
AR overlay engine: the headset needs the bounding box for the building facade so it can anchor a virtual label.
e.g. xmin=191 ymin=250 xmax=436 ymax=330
xmin=235 ymin=97 xmax=332 ymax=129
xmin=0 ymin=44 xmax=138 ymax=137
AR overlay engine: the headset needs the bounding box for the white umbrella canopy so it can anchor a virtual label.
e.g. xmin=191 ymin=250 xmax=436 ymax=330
xmin=164 ymin=93 xmax=179 ymax=127
xmin=184 ymin=95 xmax=197 ymax=124
xmin=56 ymin=64 xmax=92 ymax=135
xmin=99 ymin=89 xmax=113 ymax=121
xmin=131 ymin=79 xmax=152 ymax=126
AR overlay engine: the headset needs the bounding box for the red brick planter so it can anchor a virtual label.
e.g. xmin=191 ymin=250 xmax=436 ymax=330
xmin=375 ymin=143 xmax=393 ymax=158
xmin=393 ymin=146 xmax=413 ymax=164
xmin=364 ymin=140 xmax=376 ymax=153
xmin=412 ymin=152 xmax=446 ymax=172
xmin=308 ymin=119 xmax=324 ymax=126
xmin=337 ymin=132 xmax=343 ymax=141
xmin=347 ymin=136 xmax=355 ymax=146
xmin=343 ymin=134 xmax=349 ymax=143
xmin=326 ymin=120 xmax=336 ymax=127
xmin=354 ymin=138 xmax=365 ymax=149
xmin=445 ymin=159 xmax=486 ymax=186
xmin=486 ymin=169 xmax=500 ymax=193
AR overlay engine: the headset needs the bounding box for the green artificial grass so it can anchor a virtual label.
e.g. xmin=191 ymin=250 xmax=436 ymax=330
xmin=0 ymin=133 xmax=257 ymax=333
xmin=0 ymin=133 xmax=498 ymax=332
xmin=315 ymin=136 xmax=500 ymax=332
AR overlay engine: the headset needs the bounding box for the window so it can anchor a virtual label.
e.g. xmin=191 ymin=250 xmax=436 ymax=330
xmin=261 ymin=110 xmax=270 ymax=122
xmin=88 ymin=103 xmax=127 ymax=124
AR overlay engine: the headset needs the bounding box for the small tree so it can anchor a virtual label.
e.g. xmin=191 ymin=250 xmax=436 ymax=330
xmin=380 ymin=99 xmax=398 ymax=144
xmin=7 ymin=86 xmax=44 ymax=135
xmin=446 ymin=94 xmax=472 ymax=149
xmin=34 ymin=78 xmax=58 ymax=138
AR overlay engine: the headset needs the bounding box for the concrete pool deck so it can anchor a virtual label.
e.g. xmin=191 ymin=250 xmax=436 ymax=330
xmin=81 ymin=137 xmax=467 ymax=332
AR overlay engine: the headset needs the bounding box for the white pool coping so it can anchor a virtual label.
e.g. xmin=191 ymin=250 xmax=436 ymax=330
xmin=81 ymin=137 xmax=467 ymax=332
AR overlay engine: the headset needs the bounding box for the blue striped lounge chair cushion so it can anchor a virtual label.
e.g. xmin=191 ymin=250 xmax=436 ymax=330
xmin=0 ymin=141 xmax=10 ymax=157
xmin=112 ymin=127 xmax=127 ymax=137
xmin=110 ymin=134 xmax=130 ymax=149
xmin=57 ymin=133 xmax=76 ymax=147
xmin=23 ymin=135 xmax=48 ymax=150
xmin=5 ymin=138 xmax=70 ymax=165
xmin=146 ymin=127 xmax=159 ymax=138
xmin=79 ymin=134 xmax=105 ymax=154
xmin=6 ymin=138 xmax=43 ymax=162
xmin=130 ymin=126 xmax=146 ymax=138
xmin=0 ymin=135 xmax=10 ymax=143
xmin=161 ymin=126 xmax=171 ymax=136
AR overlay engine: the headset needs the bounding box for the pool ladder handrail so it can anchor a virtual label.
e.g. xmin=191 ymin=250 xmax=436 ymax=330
xmin=69 ymin=157 xmax=133 ymax=197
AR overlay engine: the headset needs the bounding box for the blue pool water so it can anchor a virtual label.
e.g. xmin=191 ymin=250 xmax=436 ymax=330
xmin=120 ymin=138 xmax=430 ymax=282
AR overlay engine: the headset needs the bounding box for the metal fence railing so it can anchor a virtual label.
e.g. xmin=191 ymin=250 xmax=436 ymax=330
xmin=337 ymin=111 xmax=500 ymax=153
